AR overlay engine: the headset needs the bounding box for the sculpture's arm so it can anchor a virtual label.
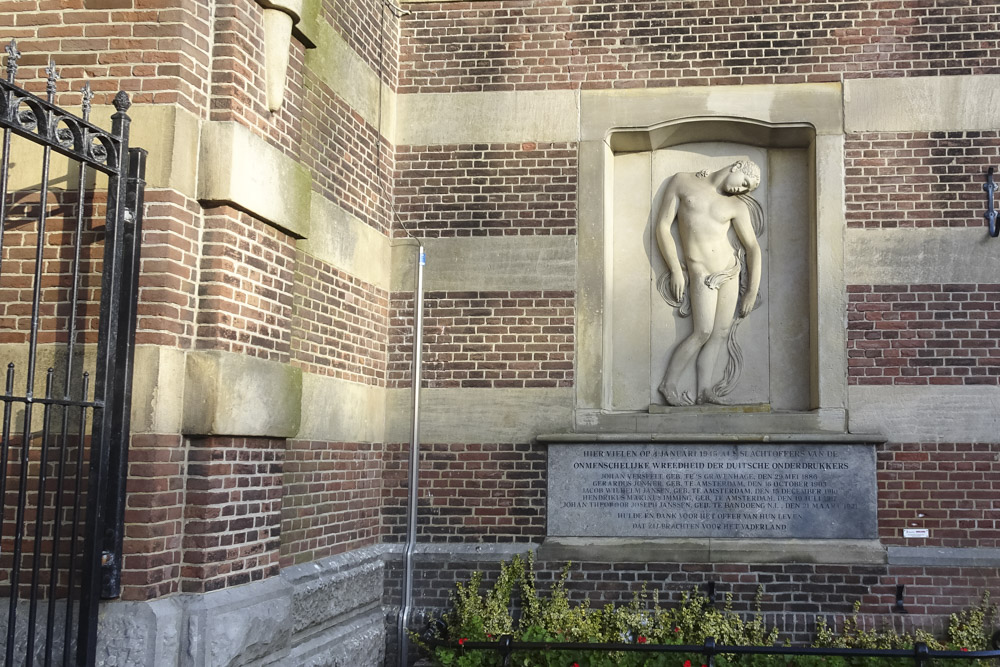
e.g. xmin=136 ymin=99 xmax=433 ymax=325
xmin=733 ymin=207 xmax=761 ymax=318
xmin=654 ymin=179 xmax=685 ymax=301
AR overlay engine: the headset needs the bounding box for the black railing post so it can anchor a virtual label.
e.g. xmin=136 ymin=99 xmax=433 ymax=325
xmin=704 ymin=636 xmax=716 ymax=667
xmin=499 ymin=634 xmax=513 ymax=667
xmin=77 ymin=89 xmax=133 ymax=664
xmin=913 ymin=642 xmax=929 ymax=667
xmin=99 ymin=145 xmax=146 ymax=600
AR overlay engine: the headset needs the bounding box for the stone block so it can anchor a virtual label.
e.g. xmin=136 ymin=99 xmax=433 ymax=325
xmin=198 ymin=121 xmax=312 ymax=239
xmin=183 ymin=350 xmax=302 ymax=438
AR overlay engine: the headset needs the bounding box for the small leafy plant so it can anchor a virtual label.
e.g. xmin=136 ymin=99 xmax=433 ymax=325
xmin=418 ymin=556 xmax=997 ymax=667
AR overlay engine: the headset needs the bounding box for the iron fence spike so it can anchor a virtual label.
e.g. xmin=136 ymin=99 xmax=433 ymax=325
xmin=4 ymin=39 xmax=19 ymax=82
xmin=82 ymin=82 xmax=94 ymax=121
xmin=46 ymin=59 xmax=59 ymax=100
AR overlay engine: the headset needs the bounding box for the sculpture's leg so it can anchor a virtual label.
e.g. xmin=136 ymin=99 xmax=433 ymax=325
xmin=659 ymin=275 xmax=716 ymax=405
xmin=695 ymin=276 xmax=740 ymax=404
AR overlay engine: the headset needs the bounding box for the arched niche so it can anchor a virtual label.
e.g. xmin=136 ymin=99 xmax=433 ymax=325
xmin=576 ymin=103 xmax=847 ymax=434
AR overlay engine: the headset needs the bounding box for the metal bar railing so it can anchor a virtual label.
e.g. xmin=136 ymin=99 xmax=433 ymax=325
xmin=427 ymin=636 xmax=1000 ymax=667
xmin=63 ymin=373 xmax=89 ymax=667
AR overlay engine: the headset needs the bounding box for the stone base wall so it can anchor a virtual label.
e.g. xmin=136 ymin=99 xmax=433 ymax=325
xmin=93 ymin=541 xmax=1000 ymax=665
xmin=96 ymin=546 xmax=387 ymax=667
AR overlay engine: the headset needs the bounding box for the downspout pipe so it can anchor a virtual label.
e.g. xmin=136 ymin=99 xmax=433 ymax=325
xmin=397 ymin=244 xmax=425 ymax=667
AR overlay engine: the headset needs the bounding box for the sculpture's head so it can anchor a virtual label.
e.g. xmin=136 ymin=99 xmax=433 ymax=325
xmin=722 ymin=159 xmax=761 ymax=195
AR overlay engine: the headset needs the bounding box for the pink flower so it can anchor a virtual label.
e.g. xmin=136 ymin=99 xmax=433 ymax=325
xmin=458 ymin=638 xmax=467 ymax=646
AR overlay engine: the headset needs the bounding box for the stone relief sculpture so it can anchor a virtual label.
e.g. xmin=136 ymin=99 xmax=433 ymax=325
xmin=654 ymin=159 xmax=765 ymax=406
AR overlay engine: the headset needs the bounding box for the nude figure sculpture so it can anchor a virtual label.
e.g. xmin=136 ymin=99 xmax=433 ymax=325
xmin=654 ymin=159 xmax=765 ymax=406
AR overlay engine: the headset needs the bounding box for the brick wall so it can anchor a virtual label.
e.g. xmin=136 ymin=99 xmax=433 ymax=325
xmin=302 ymin=81 xmax=395 ymax=235
xmin=181 ymin=436 xmax=283 ymax=594
xmin=135 ymin=190 xmax=201 ymax=349
xmin=0 ymin=189 xmax=104 ymax=346
xmin=195 ymin=206 xmax=297 ymax=363
xmin=398 ymin=0 xmax=1000 ymax=93
xmin=847 ymin=284 xmax=1000 ymax=385
xmin=878 ymin=442 xmax=1000 ymax=548
xmin=393 ymin=143 xmax=576 ymax=237
xmin=280 ymin=440 xmax=382 ymax=567
xmin=324 ymin=0 xmax=400 ymax=89
xmin=382 ymin=442 xmax=546 ymax=542
xmin=291 ymin=251 xmax=389 ymax=384
xmin=845 ymin=132 xmax=1000 ymax=229
xmin=3 ymin=0 xmax=212 ymax=113
xmin=388 ymin=290 xmax=574 ymax=389
xmin=122 ymin=433 xmax=185 ymax=600
xmin=210 ymin=0 xmax=307 ymax=156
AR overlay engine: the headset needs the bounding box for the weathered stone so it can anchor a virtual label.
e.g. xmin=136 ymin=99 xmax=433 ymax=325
xmin=183 ymin=349 xmax=302 ymax=438
xmin=94 ymin=548 xmax=387 ymax=666
xmin=197 ymin=121 xmax=313 ymax=239
xmin=184 ymin=577 xmax=292 ymax=667
xmin=284 ymin=549 xmax=384 ymax=634
xmin=285 ymin=611 xmax=385 ymax=667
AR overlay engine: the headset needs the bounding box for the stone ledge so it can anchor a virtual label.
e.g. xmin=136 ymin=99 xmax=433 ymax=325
xmin=536 ymin=431 xmax=885 ymax=445
xmin=198 ymin=120 xmax=313 ymax=239
xmin=573 ymin=409 xmax=850 ymax=436
xmin=887 ymin=546 xmax=1000 ymax=568
xmin=183 ymin=349 xmax=302 ymax=438
xmin=536 ymin=538 xmax=888 ymax=565
xmin=390 ymin=235 xmax=577 ymax=293
xmin=382 ymin=542 xmax=537 ymax=563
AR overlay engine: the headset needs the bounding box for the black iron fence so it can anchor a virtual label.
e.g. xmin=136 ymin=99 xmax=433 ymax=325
xmin=0 ymin=40 xmax=146 ymax=667
xmin=427 ymin=635 xmax=1000 ymax=667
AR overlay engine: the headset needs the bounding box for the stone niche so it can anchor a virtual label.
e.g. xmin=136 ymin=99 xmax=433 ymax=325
xmin=540 ymin=86 xmax=885 ymax=561
xmin=575 ymin=85 xmax=849 ymax=434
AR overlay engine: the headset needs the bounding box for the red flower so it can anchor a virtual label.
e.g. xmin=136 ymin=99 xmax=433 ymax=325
xmin=487 ymin=634 xmax=493 ymax=639
xmin=572 ymin=663 xmax=580 ymax=667
xmin=684 ymin=660 xmax=692 ymax=667
xmin=674 ymin=627 xmax=681 ymax=633
xmin=638 ymin=636 xmax=648 ymax=644
xmin=458 ymin=638 xmax=467 ymax=646
xmin=961 ymin=648 xmax=969 ymax=652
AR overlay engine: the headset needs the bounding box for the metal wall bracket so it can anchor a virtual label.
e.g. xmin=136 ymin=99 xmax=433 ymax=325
xmin=894 ymin=584 xmax=908 ymax=614
xmin=984 ymin=167 xmax=999 ymax=237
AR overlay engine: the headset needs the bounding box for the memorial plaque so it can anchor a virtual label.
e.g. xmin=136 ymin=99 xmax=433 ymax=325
xmin=548 ymin=443 xmax=877 ymax=539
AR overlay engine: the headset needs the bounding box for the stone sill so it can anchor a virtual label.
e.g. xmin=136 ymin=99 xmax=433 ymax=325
xmin=887 ymin=546 xmax=1000 ymax=568
xmin=536 ymin=432 xmax=886 ymax=445
xmin=572 ymin=408 xmax=853 ymax=436
xmin=536 ymin=538 xmax=888 ymax=565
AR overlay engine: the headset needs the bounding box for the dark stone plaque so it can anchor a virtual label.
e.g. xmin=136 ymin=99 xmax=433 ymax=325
xmin=547 ymin=443 xmax=877 ymax=539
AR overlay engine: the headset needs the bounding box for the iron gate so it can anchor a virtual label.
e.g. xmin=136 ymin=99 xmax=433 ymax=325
xmin=0 ymin=41 xmax=146 ymax=666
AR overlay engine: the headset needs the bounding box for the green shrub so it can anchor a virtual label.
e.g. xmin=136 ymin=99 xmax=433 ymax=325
xmin=418 ymin=556 xmax=997 ymax=667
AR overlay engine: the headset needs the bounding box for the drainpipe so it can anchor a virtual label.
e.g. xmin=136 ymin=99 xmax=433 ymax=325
xmin=397 ymin=243 xmax=425 ymax=667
